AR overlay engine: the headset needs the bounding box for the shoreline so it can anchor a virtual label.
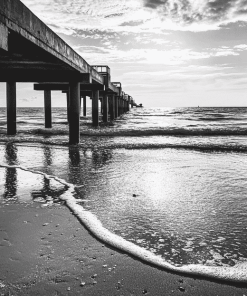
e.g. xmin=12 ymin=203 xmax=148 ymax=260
xmin=1 ymin=202 xmax=247 ymax=296
xmin=1 ymin=138 xmax=247 ymax=295
xmin=2 ymin=162 xmax=247 ymax=285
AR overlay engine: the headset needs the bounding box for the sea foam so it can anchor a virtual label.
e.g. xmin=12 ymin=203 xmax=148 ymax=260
xmin=1 ymin=163 xmax=247 ymax=284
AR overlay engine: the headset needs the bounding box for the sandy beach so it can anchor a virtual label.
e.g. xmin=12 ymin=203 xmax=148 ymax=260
xmin=0 ymin=200 xmax=247 ymax=296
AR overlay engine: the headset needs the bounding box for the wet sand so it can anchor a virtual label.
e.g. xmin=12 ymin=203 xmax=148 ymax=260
xmin=0 ymin=202 xmax=247 ymax=296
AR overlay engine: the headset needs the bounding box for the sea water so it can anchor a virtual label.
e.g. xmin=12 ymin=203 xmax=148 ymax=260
xmin=0 ymin=107 xmax=247 ymax=281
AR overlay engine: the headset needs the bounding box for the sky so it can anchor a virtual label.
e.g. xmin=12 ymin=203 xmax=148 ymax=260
xmin=1 ymin=0 xmax=247 ymax=107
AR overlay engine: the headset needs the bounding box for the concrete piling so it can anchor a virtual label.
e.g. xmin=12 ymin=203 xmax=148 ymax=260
xmin=66 ymin=92 xmax=70 ymax=123
xmin=6 ymin=82 xmax=16 ymax=135
xmin=118 ymin=98 xmax=121 ymax=116
xmin=83 ymin=96 xmax=86 ymax=116
xmin=69 ymin=81 xmax=80 ymax=144
xmin=44 ymin=90 xmax=52 ymax=128
xmin=110 ymin=95 xmax=115 ymax=120
xmin=102 ymin=93 xmax=108 ymax=122
xmin=92 ymin=90 xmax=99 ymax=127
xmin=119 ymin=98 xmax=123 ymax=116
xmin=100 ymin=98 xmax=103 ymax=114
xmin=115 ymin=95 xmax=119 ymax=118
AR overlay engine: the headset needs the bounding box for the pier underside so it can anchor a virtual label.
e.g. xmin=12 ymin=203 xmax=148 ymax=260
xmin=0 ymin=0 xmax=135 ymax=144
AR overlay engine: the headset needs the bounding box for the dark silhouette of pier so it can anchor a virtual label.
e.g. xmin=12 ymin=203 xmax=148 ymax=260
xmin=0 ymin=0 xmax=141 ymax=144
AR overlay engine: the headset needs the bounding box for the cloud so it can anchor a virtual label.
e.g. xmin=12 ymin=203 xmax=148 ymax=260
xmin=105 ymin=13 xmax=125 ymax=18
xmin=121 ymin=64 xmax=247 ymax=96
xmin=120 ymin=20 xmax=145 ymax=26
xmin=234 ymin=43 xmax=247 ymax=50
xmin=143 ymin=0 xmax=247 ymax=30
xmin=22 ymin=0 xmax=247 ymax=35
xmin=122 ymin=64 xmax=243 ymax=81
xmin=21 ymin=0 xmax=247 ymax=41
xmin=74 ymin=43 xmax=242 ymax=66
xmin=19 ymin=96 xmax=38 ymax=102
xmin=22 ymin=0 xmax=148 ymax=34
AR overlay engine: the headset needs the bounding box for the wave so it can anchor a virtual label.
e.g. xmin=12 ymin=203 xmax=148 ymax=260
xmin=191 ymin=117 xmax=247 ymax=122
xmin=134 ymin=115 xmax=247 ymax=121
xmin=123 ymin=143 xmax=247 ymax=153
xmin=134 ymin=114 xmax=173 ymax=117
xmin=1 ymin=163 xmax=247 ymax=283
xmin=5 ymin=127 xmax=246 ymax=137
xmin=96 ymin=128 xmax=247 ymax=137
xmin=16 ymin=121 xmax=44 ymax=125
xmin=0 ymin=138 xmax=247 ymax=154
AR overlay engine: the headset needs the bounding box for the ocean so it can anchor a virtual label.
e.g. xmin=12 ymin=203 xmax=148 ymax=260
xmin=0 ymin=106 xmax=247 ymax=282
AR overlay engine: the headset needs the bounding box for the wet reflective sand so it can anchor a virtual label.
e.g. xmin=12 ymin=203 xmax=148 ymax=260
xmin=1 ymin=143 xmax=247 ymax=270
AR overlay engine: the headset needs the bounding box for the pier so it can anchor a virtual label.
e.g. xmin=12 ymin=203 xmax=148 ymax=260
xmin=0 ymin=0 xmax=140 ymax=144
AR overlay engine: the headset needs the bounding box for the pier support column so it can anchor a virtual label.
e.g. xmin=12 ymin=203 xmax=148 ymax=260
xmin=66 ymin=92 xmax=70 ymax=123
xmin=118 ymin=98 xmax=121 ymax=116
xmin=108 ymin=96 xmax=112 ymax=117
xmin=100 ymin=98 xmax=103 ymax=115
xmin=120 ymin=99 xmax=123 ymax=115
xmin=110 ymin=95 xmax=115 ymax=120
xmin=127 ymin=99 xmax=130 ymax=112
xmin=69 ymin=82 xmax=80 ymax=144
xmin=112 ymin=96 xmax=115 ymax=120
xmin=6 ymin=82 xmax=16 ymax=135
xmin=92 ymin=90 xmax=99 ymax=127
xmin=102 ymin=93 xmax=108 ymax=123
xmin=83 ymin=96 xmax=86 ymax=116
xmin=115 ymin=96 xmax=119 ymax=118
xmin=44 ymin=90 xmax=52 ymax=128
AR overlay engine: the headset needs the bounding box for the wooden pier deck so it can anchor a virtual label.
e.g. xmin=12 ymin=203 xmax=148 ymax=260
xmin=0 ymin=0 xmax=139 ymax=144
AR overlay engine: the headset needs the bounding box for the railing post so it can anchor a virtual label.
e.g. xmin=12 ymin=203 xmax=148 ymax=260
xmin=6 ymin=82 xmax=16 ymax=135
